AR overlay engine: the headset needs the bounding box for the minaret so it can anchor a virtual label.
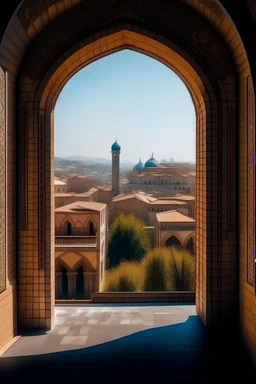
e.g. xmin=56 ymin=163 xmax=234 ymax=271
xmin=111 ymin=140 xmax=121 ymax=197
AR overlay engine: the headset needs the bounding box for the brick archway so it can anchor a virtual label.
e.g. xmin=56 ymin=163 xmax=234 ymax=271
xmin=0 ymin=0 xmax=255 ymax=353
xmin=18 ymin=20 xmax=238 ymax=328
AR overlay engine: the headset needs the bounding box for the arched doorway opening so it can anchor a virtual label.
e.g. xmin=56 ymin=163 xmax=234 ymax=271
xmin=76 ymin=266 xmax=84 ymax=298
xmin=61 ymin=268 xmax=68 ymax=299
xmin=88 ymin=221 xmax=95 ymax=236
xmin=66 ymin=221 xmax=72 ymax=236
xmin=165 ymin=236 xmax=182 ymax=249
xmin=186 ymin=237 xmax=195 ymax=255
xmin=17 ymin=26 xmax=241 ymax=327
xmin=0 ymin=1 xmax=254 ymax=344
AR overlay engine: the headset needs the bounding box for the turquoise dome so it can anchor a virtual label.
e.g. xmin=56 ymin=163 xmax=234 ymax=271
xmin=133 ymin=159 xmax=144 ymax=172
xmin=145 ymin=155 xmax=159 ymax=168
xmin=111 ymin=141 xmax=121 ymax=151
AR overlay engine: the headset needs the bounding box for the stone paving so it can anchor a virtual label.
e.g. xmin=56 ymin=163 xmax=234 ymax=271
xmin=2 ymin=304 xmax=196 ymax=357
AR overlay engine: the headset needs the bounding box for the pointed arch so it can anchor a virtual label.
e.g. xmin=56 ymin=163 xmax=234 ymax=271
xmin=75 ymin=265 xmax=84 ymax=298
xmin=61 ymin=268 xmax=68 ymax=299
xmin=60 ymin=215 xmax=76 ymax=228
xmin=72 ymin=255 xmax=95 ymax=273
xmin=55 ymin=257 xmax=71 ymax=272
xmin=83 ymin=215 xmax=97 ymax=228
xmin=163 ymin=232 xmax=184 ymax=247
xmin=185 ymin=234 xmax=195 ymax=255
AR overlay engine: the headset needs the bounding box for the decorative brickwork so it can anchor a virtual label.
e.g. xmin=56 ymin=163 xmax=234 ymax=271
xmin=0 ymin=67 xmax=5 ymax=294
xmin=198 ymin=0 xmax=225 ymax=21
xmin=55 ymin=237 xmax=97 ymax=246
xmin=19 ymin=106 xmax=28 ymax=229
xmin=228 ymin=105 xmax=236 ymax=232
xmin=39 ymin=113 xmax=46 ymax=270
xmin=247 ymin=76 xmax=255 ymax=286
xmin=18 ymin=0 xmax=63 ymax=30
xmin=21 ymin=0 xmax=234 ymax=81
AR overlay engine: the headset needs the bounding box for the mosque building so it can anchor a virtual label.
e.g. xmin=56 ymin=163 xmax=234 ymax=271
xmin=125 ymin=153 xmax=196 ymax=196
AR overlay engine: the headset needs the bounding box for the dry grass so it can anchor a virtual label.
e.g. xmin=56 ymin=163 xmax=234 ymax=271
xmin=102 ymin=260 xmax=144 ymax=292
xmin=169 ymin=247 xmax=195 ymax=290
xmin=142 ymin=248 xmax=172 ymax=291
xmin=102 ymin=247 xmax=195 ymax=292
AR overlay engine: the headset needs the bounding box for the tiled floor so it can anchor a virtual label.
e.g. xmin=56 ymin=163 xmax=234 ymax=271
xmin=0 ymin=304 xmax=255 ymax=382
xmin=3 ymin=304 xmax=197 ymax=356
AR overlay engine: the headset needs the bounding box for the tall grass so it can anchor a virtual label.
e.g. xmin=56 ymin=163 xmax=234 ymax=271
xmin=108 ymin=213 xmax=150 ymax=267
xmin=102 ymin=247 xmax=195 ymax=292
xmin=169 ymin=247 xmax=195 ymax=290
xmin=102 ymin=261 xmax=144 ymax=292
xmin=142 ymin=248 xmax=171 ymax=291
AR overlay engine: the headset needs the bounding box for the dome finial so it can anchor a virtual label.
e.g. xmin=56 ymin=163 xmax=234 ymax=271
xmin=139 ymin=157 xmax=141 ymax=162
xmin=152 ymin=152 xmax=154 ymax=158
xmin=111 ymin=140 xmax=121 ymax=151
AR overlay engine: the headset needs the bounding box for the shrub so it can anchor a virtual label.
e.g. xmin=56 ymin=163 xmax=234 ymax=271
xmin=142 ymin=248 xmax=171 ymax=291
xmin=169 ymin=247 xmax=195 ymax=290
xmin=102 ymin=261 xmax=144 ymax=292
xmin=108 ymin=213 xmax=150 ymax=267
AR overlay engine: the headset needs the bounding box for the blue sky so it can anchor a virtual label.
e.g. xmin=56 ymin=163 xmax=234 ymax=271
xmin=55 ymin=49 xmax=195 ymax=164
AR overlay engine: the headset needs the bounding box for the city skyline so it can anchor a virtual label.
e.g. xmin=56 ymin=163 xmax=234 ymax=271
xmin=55 ymin=49 xmax=196 ymax=163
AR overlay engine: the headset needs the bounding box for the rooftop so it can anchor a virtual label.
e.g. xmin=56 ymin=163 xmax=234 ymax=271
xmin=55 ymin=201 xmax=106 ymax=213
xmin=54 ymin=179 xmax=66 ymax=185
xmin=150 ymin=200 xmax=188 ymax=205
xmin=112 ymin=192 xmax=157 ymax=204
xmin=156 ymin=210 xmax=195 ymax=223
xmin=172 ymin=195 xmax=195 ymax=201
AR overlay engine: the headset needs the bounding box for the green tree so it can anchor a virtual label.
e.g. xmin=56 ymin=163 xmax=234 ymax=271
xmin=108 ymin=213 xmax=150 ymax=267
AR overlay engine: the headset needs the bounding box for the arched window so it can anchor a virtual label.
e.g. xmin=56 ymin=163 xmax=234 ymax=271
xmin=65 ymin=221 xmax=72 ymax=236
xmin=186 ymin=237 xmax=194 ymax=255
xmin=89 ymin=221 xmax=95 ymax=236
xmin=61 ymin=268 xmax=68 ymax=299
xmin=76 ymin=266 xmax=84 ymax=298
xmin=165 ymin=236 xmax=182 ymax=249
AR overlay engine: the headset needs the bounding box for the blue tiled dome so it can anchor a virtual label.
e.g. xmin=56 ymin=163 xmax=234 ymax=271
xmin=133 ymin=159 xmax=144 ymax=172
xmin=145 ymin=154 xmax=159 ymax=168
xmin=111 ymin=140 xmax=121 ymax=151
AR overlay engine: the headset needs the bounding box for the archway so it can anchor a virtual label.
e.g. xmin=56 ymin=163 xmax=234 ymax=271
xmin=0 ymin=1 xmax=255 ymax=346
xmin=16 ymin=26 xmax=241 ymax=329
xmin=165 ymin=236 xmax=182 ymax=249
xmin=61 ymin=268 xmax=68 ymax=299
xmin=66 ymin=221 xmax=72 ymax=236
xmin=76 ymin=266 xmax=84 ymax=299
xmin=186 ymin=237 xmax=195 ymax=255
xmin=88 ymin=221 xmax=95 ymax=236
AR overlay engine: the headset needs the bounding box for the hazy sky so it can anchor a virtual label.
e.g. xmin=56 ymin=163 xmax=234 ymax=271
xmin=55 ymin=49 xmax=195 ymax=164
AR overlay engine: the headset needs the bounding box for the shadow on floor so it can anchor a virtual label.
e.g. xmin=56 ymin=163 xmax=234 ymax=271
xmin=0 ymin=315 xmax=254 ymax=383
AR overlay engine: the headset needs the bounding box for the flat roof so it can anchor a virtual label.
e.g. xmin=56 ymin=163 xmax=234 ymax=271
xmin=55 ymin=201 xmax=106 ymax=213
xmin=156 ymin=210 xmax=195 ymax=223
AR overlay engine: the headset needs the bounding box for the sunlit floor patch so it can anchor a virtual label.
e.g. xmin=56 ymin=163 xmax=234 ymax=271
xmin=2 ymin=304 xmax=196 ymax=357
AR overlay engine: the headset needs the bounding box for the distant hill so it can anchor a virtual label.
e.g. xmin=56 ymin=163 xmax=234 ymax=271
xmin=55 ymin=156 xmax=135 ymax=169
xmin=62 ymin=155 xmax=111 ymax=165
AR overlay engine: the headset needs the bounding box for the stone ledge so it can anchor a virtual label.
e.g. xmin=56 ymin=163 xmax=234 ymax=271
xmin=92 ymin=291 xmax=195 ymax=303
